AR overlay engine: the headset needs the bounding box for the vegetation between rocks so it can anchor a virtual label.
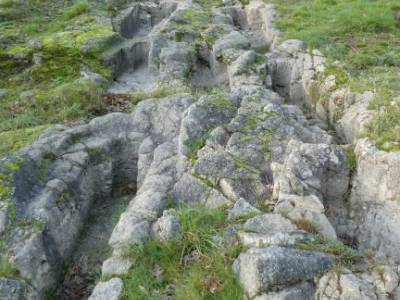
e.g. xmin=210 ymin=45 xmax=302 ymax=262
xmin=121 ymin=206 xmax=244 ymax=300
xmin=296 ymin=237 xmax=363 ymax=270
xmin=0 ymin=125 xmax=50 ymax=158
xmin=129 ymin=85 xmax=191 ymax=105
xmin=0 ymin=257 xmax=18 ymax=278
xmin=272 ymin=0 xmax=400 ymax=151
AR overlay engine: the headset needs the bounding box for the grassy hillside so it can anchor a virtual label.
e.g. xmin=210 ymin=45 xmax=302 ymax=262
xmin=0 ymin=0 xmax=116 ymax=156
xmin=272 ymin=0 xmax=400 ymax=151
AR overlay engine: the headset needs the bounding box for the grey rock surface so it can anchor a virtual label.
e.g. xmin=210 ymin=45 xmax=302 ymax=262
xmin=238 ymin=213 xmax=310 ymax=247
xmin=152 ymin=208 xmax=181 ymax=240
xmin=348 ymin=139 xmax=400 ymax=262
xmin=102 ymin=256 xmax=133 ymax=277
xmin=254 ymin=281 xmax=315 ymax=300
xmin=315 ymin=271 xmax=380 ymax=300
xmin=228 ymin=198 xmax=261 ymax=220
xmin=233 ymin=246 xmax=334 ymax=297
xmin=88 ymin=278 xmax=123 ymax=300
xmin=0 ymin=279 xmax=25 ymax=300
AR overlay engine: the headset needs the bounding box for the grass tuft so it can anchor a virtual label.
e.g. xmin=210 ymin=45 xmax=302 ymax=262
xmin=122 ymin=206 xmax=243 ymax=300
xmin=130 ymin=85 xmax=191 ymax=105
xmin=293 ymin=218 xmax=319 ymax=234
xmin=63 ymin=1 xmax=90 ymax=20
xmin=363 ymin=102 xmax=400 ymax=152
xmin=345 ymin=147 xmax=358 ymax=171
xmin=0 ymin=257 xmax=18 ymax=278
xmin=296 ymin=237 xmax=363 ymax=269
xmin=0 ymin=125 xmax=49 ymax=158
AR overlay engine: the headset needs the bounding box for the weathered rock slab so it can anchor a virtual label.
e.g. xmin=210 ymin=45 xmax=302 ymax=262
xmin=88 ymin=278 xmax=123 ymax=300
xmin=233 ymin=246 xmax=334 ymax=297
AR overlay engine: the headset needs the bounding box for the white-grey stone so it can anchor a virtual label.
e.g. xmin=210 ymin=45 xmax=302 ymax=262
xmin=350 ymin=139 xmax=400 ymax=262
xmin=152 ymin=209 xmax=181 ymax=240
xmin=254 ymin=281 xmax=315 ymax=300
xmin=228 ymin=198 xmax=261 ymax=220
xmin=315 ymin=271 xmax=378 ymax=300
xmin=89 ymin=278 xmax=123 ymax=300
xmin=243 ymin=213 xmax=296 ymax=234
xmin=233 ymin=246 xmax=334 ymax=297
xmin=102 ymin=256 xmax=133 ymax=277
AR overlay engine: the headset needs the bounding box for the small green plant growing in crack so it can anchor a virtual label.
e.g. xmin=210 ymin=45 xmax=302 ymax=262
xmin=185 ymin=132 xmax=210 ymax=165
xmin=87 ymin=148 xmax=110 ymax=164
xmin=121 ymin=206 xmax=244 ymax=299
xmin=296 ymin=237 xmax=363 ymax=269
xmin=232 ymin=155 xmax=260 ymax=176
xmin=0 ymin=157 xmax=23 ymax=200
xmin=56 ymin=192 xmax=69 ymax=206
xmin=16 ymin=218 xmax=44 ymax=231
xmin=231 ymin=211 xmax=260 ymax=224
xmin=345 ymin=147 xmax=357 ymax=172
xmin=293 ymin=218 xmax=319 ymax=234
xmin=165 ymin=7 xmax=211 ymax=34
xmin=191 ymin=171 xmax=217 ymax=189
xmin=0 ymin=257 xmax=18 ymax=278
xmin=68 ymin=132 xmax=88 ymax=145
xmin=130 ymin=85 xmax=191 ymax=105
xmin=0 ymin=181 xmax=12 ymax=200
xmin=240 ymin=110 xmax=276 ymax=135
xmin=241 ymin=55 xmax=267 ymax=76
xmin=207 ymin=89 xmax=237 ymax=114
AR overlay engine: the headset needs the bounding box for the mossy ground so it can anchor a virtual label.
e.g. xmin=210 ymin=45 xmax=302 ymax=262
xmin=0 ymin=257 xmax=18 ymax=278
xmin=0 ymin=125 xmax=50 ymax=158
xmin=0 ymin=0 xmax=115 ymax=156
xmin=271 ymin=0 xmax=400 ymax=151
xmin=121 ymin=206 xmax=244 ymax=300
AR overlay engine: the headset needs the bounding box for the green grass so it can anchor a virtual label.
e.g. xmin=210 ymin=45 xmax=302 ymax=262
xmin=186 ymin=132 xmax=210 ymax=165
xmin=0 ymin=125 xmax=49 ymax=158
xmin=0 ymin=0 xmax=114 ymax=155
xmin=0 ymin=257 xmax=18 ymax=278
xmin=122 ymin=206 xmax=243 ymax=300
xmin=207 ymin=90 xmax=236 ymax=114
xmin=63 ymin=1 xmax=90 ymax=20
xmin=345 ymin=147 xmax=357 ymax=171
xmin=273 ymin=0 xmax=400 ymax=69
xmin=272 ymin=0 xmax=400 ymax=151
xmin=129 ymin=85 xmax=191 ymax=105
xmin=296 ymin=237 xmax=363 ymax=269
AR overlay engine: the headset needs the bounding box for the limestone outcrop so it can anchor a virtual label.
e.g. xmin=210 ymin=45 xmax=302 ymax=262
xmin=1 ymin=0 xmax=399 ymax=299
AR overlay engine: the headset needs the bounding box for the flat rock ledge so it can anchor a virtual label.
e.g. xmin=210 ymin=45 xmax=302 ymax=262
xmin=233 ymin=246 xmax=334 ymax=298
